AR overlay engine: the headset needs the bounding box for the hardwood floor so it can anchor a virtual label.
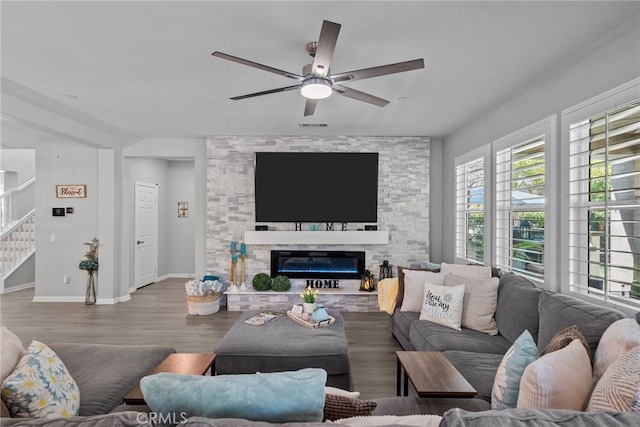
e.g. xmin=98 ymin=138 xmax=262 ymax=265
xmin=0 ymin=278 xmax=401 ymax=399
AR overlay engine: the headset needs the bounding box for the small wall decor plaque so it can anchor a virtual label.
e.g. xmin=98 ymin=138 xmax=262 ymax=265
xmin=56 ymin=185 xmax=86 ymax=198
xmin=178 ymin=202 xmax=189 ymax=218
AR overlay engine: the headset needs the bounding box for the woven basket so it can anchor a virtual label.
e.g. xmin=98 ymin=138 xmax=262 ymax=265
xmin=186 ymin=292 xmax=221 ymax=315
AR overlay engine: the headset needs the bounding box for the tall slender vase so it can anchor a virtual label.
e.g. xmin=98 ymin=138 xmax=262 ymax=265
xmin=85 ymin=270 xmax=96 ymax=305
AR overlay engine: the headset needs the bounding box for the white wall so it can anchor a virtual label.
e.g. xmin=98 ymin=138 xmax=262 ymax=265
xmin=33 ymin=139 xmax=100 ymax=299
xmin=440 ymin=16 xmax=640 ymax=263
xmin=122 ymin=138 xmax=205 ymax=289
xmin=167 ymin=161 xmax=195 ymax=274
xmin=0 ymin=149 xmax=35 ymax=185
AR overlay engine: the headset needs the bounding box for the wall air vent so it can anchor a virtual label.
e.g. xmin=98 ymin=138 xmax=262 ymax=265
xmin=299 ymin=123 xmax=328 ymax=128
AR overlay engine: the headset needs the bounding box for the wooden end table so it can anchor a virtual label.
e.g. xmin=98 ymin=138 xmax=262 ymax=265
xmin=123 ymin=353 xmax=216 ymax=405
xmin=396 ymin=351 xmax=476 ymax=398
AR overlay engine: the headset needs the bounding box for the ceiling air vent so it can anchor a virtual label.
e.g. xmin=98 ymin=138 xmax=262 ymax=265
xmin=299 ymin=123 xmax=328 ymax=128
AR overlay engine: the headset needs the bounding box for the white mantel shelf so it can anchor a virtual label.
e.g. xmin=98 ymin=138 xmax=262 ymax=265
xmin=243 ymin=230 xmax=389 ymax=245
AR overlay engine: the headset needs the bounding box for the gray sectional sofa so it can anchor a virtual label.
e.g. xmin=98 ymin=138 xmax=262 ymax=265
xmin=390 ymin=271 xmax=627 ymax=401
xmin=47 ymin=343 xmax=176 ymax=416
xmin=3 ymin=272 xmax=639 ymax=426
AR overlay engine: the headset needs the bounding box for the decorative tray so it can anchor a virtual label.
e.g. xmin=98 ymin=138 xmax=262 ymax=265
xmin=286 ymin=311 xmax=336 ymax=329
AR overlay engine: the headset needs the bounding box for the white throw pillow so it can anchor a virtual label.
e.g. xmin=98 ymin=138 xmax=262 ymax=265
xmin=444 ymin=275 xmax=499 ymax=335
xmin=419 ymin=283 xmax=465 ymax=331
xmin=440 ymin=262 xmax=491 ymax=279
xmin=592 ymin=318 xmax=640 ymax=383
xmin=588 ymin=346 xmax=640 ymax=412
xmin=400 ymin=271 xmax=446 ymax=312
xmin=0 ymin=326 xmax=24 ymax=384
xmin=325 ymin=386 xmax=360 ymax=399
xmin=517 ymin=339 xmax=592 ymax=410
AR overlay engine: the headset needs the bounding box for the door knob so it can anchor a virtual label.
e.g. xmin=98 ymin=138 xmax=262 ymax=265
xmin=137 ymin=240 xmax=144 ymax=244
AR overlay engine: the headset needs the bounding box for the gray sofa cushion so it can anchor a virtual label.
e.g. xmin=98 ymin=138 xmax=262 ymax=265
xmin=442 ymin=351 xmax=503 ymax=401
xmin=0 ymin=412 xmax=148 ymax=426
xmin=183 ymin=419 xmax=329 ymax=427
xmin=390 ymin=311 xmax=416 ymax=350
xmin=439 ymin=408 xmax=640 ymax=427
xmin=536 ymin=291 xmax=625 ymax=355
xmin=49 ymin=343 xmax=175 ymax=416
xmin=409 ymin=320 xmax=511 ymax=354
xmin=494 ymin=273 xmax=543 ymax=344
xmin=393 ymin=310 xmax=419 ymax=339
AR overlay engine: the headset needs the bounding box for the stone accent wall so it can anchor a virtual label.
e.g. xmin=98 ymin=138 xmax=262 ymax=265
xmin=206 ymin=136 xmax=430 ymax=286
xmin=226 ymin=291 xmax=379 ymax=312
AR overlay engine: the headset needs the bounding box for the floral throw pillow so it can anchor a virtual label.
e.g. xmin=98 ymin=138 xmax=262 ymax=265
xmin=419 ymin=283 xmax=465 ymax=331
xmin=1 ymin=340 xmax=80 ymax=419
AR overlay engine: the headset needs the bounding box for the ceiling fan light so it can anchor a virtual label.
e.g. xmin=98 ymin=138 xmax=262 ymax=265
xmin=301 ymin=78 xmax=332 ymax=99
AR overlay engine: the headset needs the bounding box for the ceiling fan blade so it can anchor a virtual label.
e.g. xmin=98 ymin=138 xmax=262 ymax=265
xmin=310 ymin=20 xmax=341 ymax=78
xmin=332 ymin=84 xmax=389 ymax=107
xmin=212 ymin=52 xmax=304 ymax=81
xmin=230 ymin=84 xmax=302 ymax=101
xmin=304 ymin=99 xmax=318 ymax=116
xmin=329 ymin=59 xmax=425 ymax=84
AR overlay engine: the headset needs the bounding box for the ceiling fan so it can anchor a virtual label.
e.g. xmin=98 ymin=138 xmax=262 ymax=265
xmin=211 ymin=20 xmax=425 ymax=116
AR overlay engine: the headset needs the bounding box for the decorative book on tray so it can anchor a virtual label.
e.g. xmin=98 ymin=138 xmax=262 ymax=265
xmin=244 ymin=311 xmax=283 ymax=326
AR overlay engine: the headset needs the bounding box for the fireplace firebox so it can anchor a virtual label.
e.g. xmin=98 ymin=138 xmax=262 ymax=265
xmin=271 ymin=250 xmax=365 ymax=279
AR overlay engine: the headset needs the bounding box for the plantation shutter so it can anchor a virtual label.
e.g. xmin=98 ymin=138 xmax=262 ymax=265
xmin=495 ymin=137 xmax=545 ymax=281
xmin=455 ymin=157 xmax=485 ymax=263
xmin=568 ymin=100 xmax=640 ymax=305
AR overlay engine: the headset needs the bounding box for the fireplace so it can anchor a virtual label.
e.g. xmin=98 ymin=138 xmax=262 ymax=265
xmin=271 ymin=250 xmax=365 ymax=279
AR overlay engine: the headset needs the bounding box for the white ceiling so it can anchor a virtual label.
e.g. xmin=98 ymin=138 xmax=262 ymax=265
xmin=1 ymin=1 xmax=639 ymax=143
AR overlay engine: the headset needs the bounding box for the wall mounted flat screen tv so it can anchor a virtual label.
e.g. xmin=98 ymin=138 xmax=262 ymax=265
xmin=255 ymin=152 xmax=378 ymax=223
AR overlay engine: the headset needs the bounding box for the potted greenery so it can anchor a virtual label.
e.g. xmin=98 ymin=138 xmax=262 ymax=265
xmin=252 ymin=273 xmax=272 ymax=291
xmin=272 ymin=275 xmax=291 ymax=292
xmin=299 ymin=286 xmax=319 ymax=314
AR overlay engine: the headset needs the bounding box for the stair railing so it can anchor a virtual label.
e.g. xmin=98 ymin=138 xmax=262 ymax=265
xmin=0 ymin=177 xmax=35 ymax=232
xmin=0 ymin=209 xmax=35 ymax=277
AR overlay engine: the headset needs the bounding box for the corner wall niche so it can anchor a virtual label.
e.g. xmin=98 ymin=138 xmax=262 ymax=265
xmin=206 ymin=136 xmax=431 ymax=284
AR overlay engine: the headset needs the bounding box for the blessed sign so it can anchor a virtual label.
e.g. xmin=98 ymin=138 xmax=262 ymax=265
xmin=56 ymin=185 xmax=86 ymax=198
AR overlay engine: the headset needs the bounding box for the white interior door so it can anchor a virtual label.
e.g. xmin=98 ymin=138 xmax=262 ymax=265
xmin=134 ymin=182 xmax=158 ymax=289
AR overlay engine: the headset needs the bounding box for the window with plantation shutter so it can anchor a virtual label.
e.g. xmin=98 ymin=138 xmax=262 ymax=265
xmin=495 ymin=137 xmax=546 ymax=281
xmin=455 ymin=153 xmax=487 ymax=264
xmin=568 ymin=99 xmax=640 ymax=306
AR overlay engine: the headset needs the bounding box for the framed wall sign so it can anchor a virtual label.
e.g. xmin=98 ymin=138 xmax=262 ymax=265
xmin=178 ymin=202 xmax=189 ymax=218
xmin=56 ymin=185 xmax=86 ymax=198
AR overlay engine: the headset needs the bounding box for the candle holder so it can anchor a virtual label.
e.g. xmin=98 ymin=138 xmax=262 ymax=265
xmin=228 ymin=248 xmax=239 ymax=293
xmin=239 ymin=254 xmax=248 ymax=291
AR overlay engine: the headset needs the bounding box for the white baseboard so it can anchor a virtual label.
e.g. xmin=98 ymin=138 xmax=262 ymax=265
xmin=1 ymin=282 xmax=35 ymax=294
xmin=129 ymin=274 xmax=195 ymax=293
xmin=32 ymin=296 xmax=85 ymax=303
xmin=97 ymin=294 xmax=131 ymax=305
xmin=157 ymin=273 xmax=195 ymax=282
xmin=33 ymin=293 xmax=132 ymax=304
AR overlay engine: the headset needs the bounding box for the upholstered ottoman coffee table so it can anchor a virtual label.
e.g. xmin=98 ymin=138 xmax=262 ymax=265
xmin=214 ymin=309 xmax=351 ymax=390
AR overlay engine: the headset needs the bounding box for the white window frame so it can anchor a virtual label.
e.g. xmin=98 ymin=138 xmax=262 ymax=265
xmin=454 ymin=144 xmax=492 ymax=265
xmin=492 ymin=116 xmax=557 ymax=288
xmin=561 ymin=78 xmax=640 ymax=310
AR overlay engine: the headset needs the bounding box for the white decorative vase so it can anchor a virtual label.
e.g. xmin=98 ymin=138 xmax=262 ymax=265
xmin=303 ymin=302 xmax=317 ymax=314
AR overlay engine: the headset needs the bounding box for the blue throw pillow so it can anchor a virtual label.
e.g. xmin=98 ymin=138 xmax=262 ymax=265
xmin=140 ymin=368 xmax=327 ymax=423
xmin=491 ymin=330 xmax=538 ymax=409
